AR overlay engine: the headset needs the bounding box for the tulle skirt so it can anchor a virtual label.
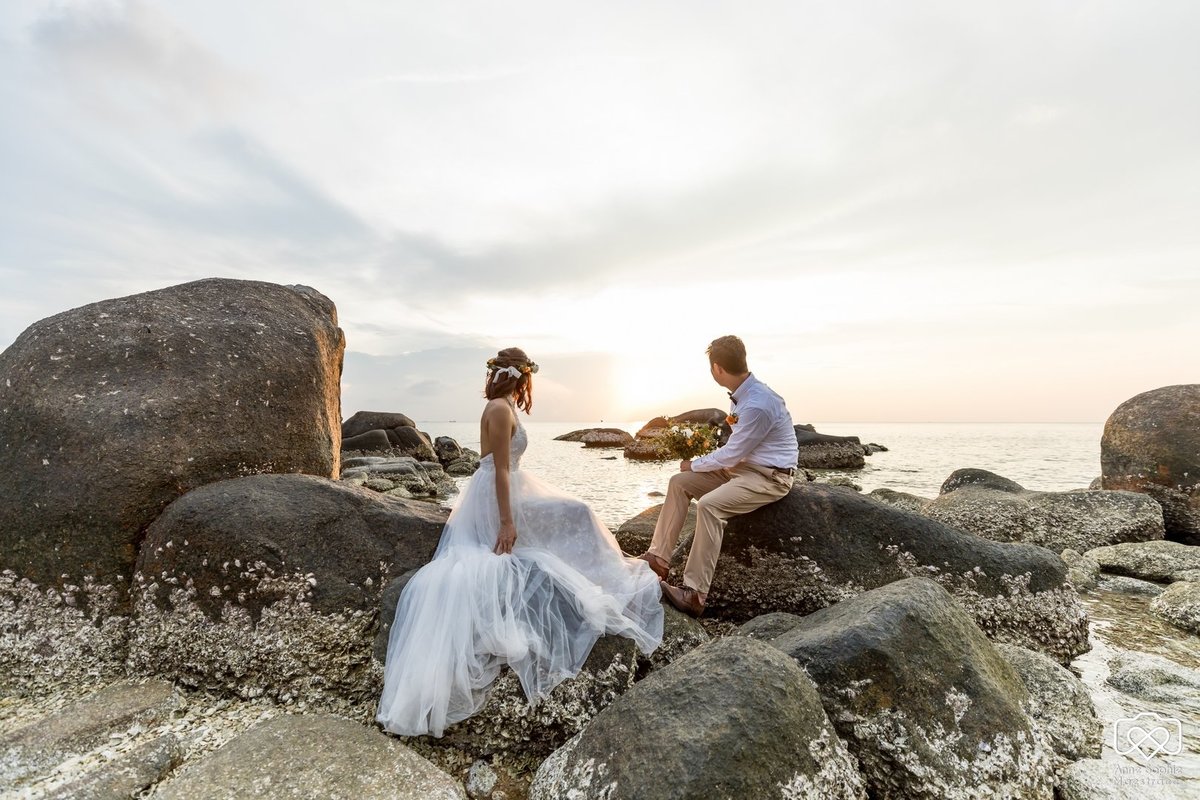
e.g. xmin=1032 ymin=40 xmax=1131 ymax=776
xmin=376 ymin=458 xmax=664 ymax=737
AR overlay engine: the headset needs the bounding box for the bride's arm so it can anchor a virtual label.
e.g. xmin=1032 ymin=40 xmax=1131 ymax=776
xmin=482 ymin=401 xmax=517 ymax=554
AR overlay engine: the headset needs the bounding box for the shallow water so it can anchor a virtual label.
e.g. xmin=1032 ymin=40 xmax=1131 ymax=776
xmin=1075 ymin=590 xmax=1200 ymax=785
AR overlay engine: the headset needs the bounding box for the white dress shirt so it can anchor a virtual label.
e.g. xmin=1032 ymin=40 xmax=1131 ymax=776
xmin=690 ymin=373 xmax=798 ymax=473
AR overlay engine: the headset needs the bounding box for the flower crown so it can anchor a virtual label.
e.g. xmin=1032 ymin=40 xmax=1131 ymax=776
xmin=487 ymin=357 xmax=539 ymax=380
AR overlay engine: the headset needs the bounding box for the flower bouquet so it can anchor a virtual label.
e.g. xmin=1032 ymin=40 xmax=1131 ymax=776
xmin=655 ymin=422 xmax=721 ymax=460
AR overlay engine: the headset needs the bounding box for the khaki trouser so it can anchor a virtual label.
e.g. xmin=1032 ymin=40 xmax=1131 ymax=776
xmin=648 ymin=463 xmax=794 ymax=594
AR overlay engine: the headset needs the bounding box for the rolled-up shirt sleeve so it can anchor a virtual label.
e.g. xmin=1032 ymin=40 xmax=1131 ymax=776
xmin=691 ymin=406 xmax=770 ymax=472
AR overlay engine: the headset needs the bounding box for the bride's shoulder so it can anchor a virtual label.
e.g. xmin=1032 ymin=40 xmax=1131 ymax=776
xmin=481 ymin=398 xmax=516 ymax=422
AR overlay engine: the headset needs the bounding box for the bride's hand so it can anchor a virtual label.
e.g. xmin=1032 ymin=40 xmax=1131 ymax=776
xmin=494 ymin=520 xmax=517 ymax=555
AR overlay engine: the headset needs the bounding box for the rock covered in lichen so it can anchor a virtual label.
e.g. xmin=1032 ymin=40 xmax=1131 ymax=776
xmin=1150 ymin=580 xmax=1200 ymax=635
xmin=530 ymin=636 xmax=866 ymax=800
xmin=128 ymin=474 xmax=447 ymax=703
xmin=994 ymin=643 xmax=1101 ymax=770
xmin=1085 ymin=540 xmax=1200 ymax=583
xmin=771 ymin=578 xmax=1055 ymax=800
xmin=640 ymin=483 xmax=1090 ymax=663
xmin=0 ymin=279 xmax=345 ymax=599
xmin=924 ymin=469 xmax=1165 ymax=553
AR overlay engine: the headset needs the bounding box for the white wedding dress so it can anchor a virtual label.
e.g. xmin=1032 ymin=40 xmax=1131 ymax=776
xmin=376 ymin=410 xmax=664 ymax=737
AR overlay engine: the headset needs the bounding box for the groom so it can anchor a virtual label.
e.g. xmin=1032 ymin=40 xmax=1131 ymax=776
xmin=640 ymin=335 xmax=799 ymax=616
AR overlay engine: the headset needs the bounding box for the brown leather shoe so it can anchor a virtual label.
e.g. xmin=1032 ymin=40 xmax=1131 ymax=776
xmin=660 ymin=581 xmax=706 ymax=617
xmin=636 ymin=552 xmax=670 ymax=581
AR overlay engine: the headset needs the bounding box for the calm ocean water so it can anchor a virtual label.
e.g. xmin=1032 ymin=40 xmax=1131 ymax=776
xmin=416 ymin=420 xmax=1105 ymax=529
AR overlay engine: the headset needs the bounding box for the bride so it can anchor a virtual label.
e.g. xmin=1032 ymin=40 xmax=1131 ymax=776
xmin=376 ymin=348 xmax=664 ymax=737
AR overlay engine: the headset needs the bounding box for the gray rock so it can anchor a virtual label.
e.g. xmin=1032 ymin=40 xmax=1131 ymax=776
xmin=581 ymin=429 xmax=634 ymax=448
xmin=1061 ymin=549 xmax=1101 ymax=591
xmin=0 ymin=279 xmax=344 ymax=680
xmin=995 ymin=643 xmax=1102 ymax=766
xmin=343 ymin=429 xmax=394 ymax=452
xmin=365 ymin=477 xmax=398 ymax=492
xmin=1101 ymin=384 xmax=1200 ymax=545
xmin=1057 ymin=758 xmax=1194 ymax=799
xmin=1086 ymin=540 xmax=1200 ymax=583
xmin=738 ymin=611 xmax=807 ymax=641
xmin=129 ymin=474 xmax=447 ymax=704
xmin=924 ymin=469 xmax=1165 ymax=553
xmin=867 ymin=488 xmax=932 ymax=513
xmin=1150 ymin=580 xmax=1200 ymax=635
xmin=388 ymin=426 xmax=439 ymax=461
xmin=152 ymin=714 xmax=464 ymax=799
xmin=530 ymin=637 xmax=866 ymax=800
xmin=342 ymin=410 xmax=416 ymax=439
xmin=1177 ymin=569 xmax=1200 ymax=583
xmin=619 ymin=484 xmax=1090 ymax=664
xmin=343 ymin=456 xmax=392 ymax=469
xmin=795 ymin=425 xmax=866 ymax=470
xmin=1106 ymin=651 xmax=1200 ymax=709
xmin=0 ymin=680 xmax=176 ymax=789
xmin=446 ymin=452 xmax=481 ymax=476
xmin=824 ymin=476 xmax=862 ymax=491
xmin=771 ymin=578 xmax=1054 ymax=800
xmin=1096 ymin=575 xmax=1165 ymax=596
xmin=374 ymin=570 xmax=418 ymax=665
xmin=46 ymin=733 xmax=181 ymax=800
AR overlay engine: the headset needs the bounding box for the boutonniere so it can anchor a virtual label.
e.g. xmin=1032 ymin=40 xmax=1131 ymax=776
xmin=726 ymin=413 xmax=739 ymax=425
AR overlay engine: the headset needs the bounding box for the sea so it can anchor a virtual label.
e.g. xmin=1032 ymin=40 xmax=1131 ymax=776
xmin=417 ymin=420 xmax=1105 ymax=529
xmin=418 ymin=418 xmax=1200 ymax=782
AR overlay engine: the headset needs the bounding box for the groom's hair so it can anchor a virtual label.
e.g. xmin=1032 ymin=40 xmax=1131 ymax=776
xmin=707 ymin=335 xmax=747 ymax=374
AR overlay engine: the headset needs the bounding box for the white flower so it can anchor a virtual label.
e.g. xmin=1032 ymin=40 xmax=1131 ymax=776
xmin=682 ymin=428 xmax=693 ymax=436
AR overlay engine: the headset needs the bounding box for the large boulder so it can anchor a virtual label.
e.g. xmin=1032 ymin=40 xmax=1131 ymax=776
xmin=924 ymin=469 xmax=1164 ymax=553
xmin=770 ymin=578 xmax=1054 ymax=800
xmin=530 ymin=636 xmax=866 ymax=800
xmin=1101 ymin=385 xmax=1200 ymax=545
xmin=1084 ymin=540 xmax=1200 ymax=583
xmin=623 ymin=483 xmax=1090 ymax=663
xmin=555 ymin=428 xmax=634 ymax=448
xmin=795 ymin=424 xmax=866 ymax=470
xmin=128 ymin=473 xmax=447 ymax=704
xmin=0 ymin=279 xmax=344 ymax=597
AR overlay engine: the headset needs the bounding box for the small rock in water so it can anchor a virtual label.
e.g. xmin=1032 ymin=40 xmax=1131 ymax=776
xmin=1095 ymin=575 xmax=1165 ymax=597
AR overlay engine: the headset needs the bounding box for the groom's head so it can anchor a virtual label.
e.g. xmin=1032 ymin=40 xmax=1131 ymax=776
xmin=707 ymin=335 xmax=748 ymax=385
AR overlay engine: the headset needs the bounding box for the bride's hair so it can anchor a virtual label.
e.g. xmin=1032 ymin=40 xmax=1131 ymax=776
xmin=484 ymin=347 xmax=535 ymax=413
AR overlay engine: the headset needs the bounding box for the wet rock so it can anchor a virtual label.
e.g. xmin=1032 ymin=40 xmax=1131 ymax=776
xmin=1101 ymin=384 xmax=1200 ymax=545
xmin=1061 ymin=549 xmax=1101 ymax=591
xmin=1085 ymin=540 xmax=1200 ymax=583
xmin=46 ymin=733 xmax=182 ymax=800
xmin=445 ymin=451 xmax=481 ymax=476
xmin=1150 ymin=580 xmax=1200 ymax=635
xmin=867 ymin=488 xmax=932 ymax=513
xmin=795 ymin=425 xmax=866 ymax=470
xmin=924 ymin=470 xmax=1164 ymax=553
xmin=530 ymin=636 xmax=866 ymax=800
xmin=995 ymin=643 xmax=1102 ymax=767
xmin=771 ymin=578 xmax=1054 ymax=800
xmin=626 ymin=483 xmax=1089 ymax=663
xmin=1057 ymin=758 xmax=1194 ymax=799
xmin=0 ymin=278 xmax=344 ymax=610
xmin=342 ymin=410 xmax=417 ymax=439
xmin=823 ymin=476 xmax=862 ymax=491
xmin=1095 ymin=575 xmax=1165 ymax=596
xmin=1106 ymin=651 xmax=1200 ymax=707
xmin=433 ymin=436 xmax=463 ymax=463
xmin=434 ymin=636 xmax=641 ymax=763
xmin=738 ymin=611 xmax=806 ymax=641
xmin=0 ymin=679 xmax=176 ymax=789
xmin=152 ymin=714 xmax=465 ymax=799
xmin=129 ymin=474 xmax=447 ymax=704
xmin=387 ymin=426 xmax=439 ymax=461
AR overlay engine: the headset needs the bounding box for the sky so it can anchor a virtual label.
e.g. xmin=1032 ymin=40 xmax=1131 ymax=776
xmin=1 ymin=1 xmax=1197 ymax=424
